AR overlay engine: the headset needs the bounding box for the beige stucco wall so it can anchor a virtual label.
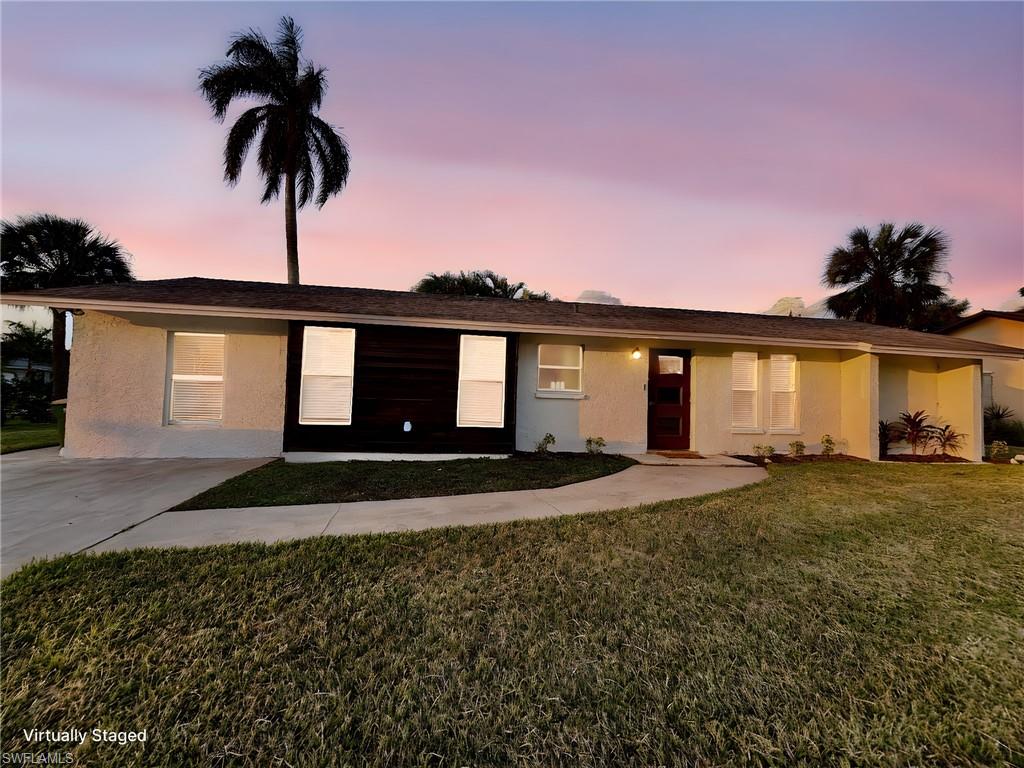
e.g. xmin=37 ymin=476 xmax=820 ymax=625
xmin=515 ymin=335 xmax=648 ymax=453
xmin=64 ymin=311 xmax=287 ymax=458
xmin=947 ymin=317 xmax=1024 ymax=414
xmin=878 ymin=355 xmax=984 ymax=461
xmin=839 ymin=352 xmax=879 ymax=460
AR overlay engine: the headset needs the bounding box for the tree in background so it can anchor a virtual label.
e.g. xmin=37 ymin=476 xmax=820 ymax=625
xmin=822 ymin=223 xmax=969 ymax=331
xmin=200 ymin=16 xmax=351 ymax=285
xmin=1 ymin=214 xmax=134 ymax=399
xmin=1 ymin=322 xmax=51 ymax=374
xmin=413 ymin=270 xmax=552 ymax=300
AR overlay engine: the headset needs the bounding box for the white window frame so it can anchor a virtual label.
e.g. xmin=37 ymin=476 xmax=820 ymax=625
xmin=731 ymin=351 xmax=760 ymax=433
xmin=299 ymin=326 xmax=356 ymax=426
xmin=768 ymin=354 xmax=799 ymax=433
xmin=166 ymin=332 xmax=225 ymax=425
xmin=537 ymin=344 xmax=584 ymax=393
xmin=456 ymin=335 xmax=507 ymax=428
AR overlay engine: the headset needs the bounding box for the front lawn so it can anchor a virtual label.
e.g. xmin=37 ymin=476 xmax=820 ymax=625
xmin=3 ymin=463 xmax=1022 ymax=766
xmin=173 ymin=453 xmax=636 ymax=510
xmin=0 ymin=419 xmax=59 ymax=454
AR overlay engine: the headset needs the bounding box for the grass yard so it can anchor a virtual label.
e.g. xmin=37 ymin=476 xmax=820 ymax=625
xmin=3 ymin=463 xmax=1023 ymax=766
xmin=0 ymin=419 xmax=59 ymax=454
xmin=173 ymin=453 xmax=636 ymax=510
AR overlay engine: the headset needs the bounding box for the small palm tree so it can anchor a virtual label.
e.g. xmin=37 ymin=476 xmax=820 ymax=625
xmin=895 ymin=410 xmax=936 ymax=455
xmin=930 ymin=425 xmax=966 ymax=456
xmin=1 ymin=215 xmax=134 ymax=399
xmin=822 ymin=223 xmax=969 ymax=331
xmin=199 ymin=16 xmax=350 ymax=285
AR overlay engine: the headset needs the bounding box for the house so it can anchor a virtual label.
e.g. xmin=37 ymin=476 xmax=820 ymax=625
xmin=5 ymin=277 xmax=1021 ymax=462
xmin=940 ymin=310 xmax=1024 ymax=413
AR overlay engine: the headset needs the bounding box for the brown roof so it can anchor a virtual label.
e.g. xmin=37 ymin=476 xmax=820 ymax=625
xmin=6 ymin=277 xmax=1022 ymax=358
xmin=939 ymin=309 xmax=1024 ymax=334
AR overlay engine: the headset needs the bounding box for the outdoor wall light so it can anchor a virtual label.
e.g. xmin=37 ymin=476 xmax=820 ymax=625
xmin=631 ymin=347 xmax=642 ymax=360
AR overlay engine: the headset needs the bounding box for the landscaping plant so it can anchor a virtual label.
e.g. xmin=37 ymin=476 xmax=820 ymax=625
xmin=930 ymin=425 xmax=966 ymax=456
xmin=753 ymin=444 xmax=775 ymax=460
xmin=820 ymin=434 xmax=835 ymax=457
xmin=788 ymin=440 xmax=805 ymax=457
xmin=585 ymin=436 xmax=606 ymax=455
xmin=535 ymin=433 xmax=556 ymax=454
xmin=896 ymin=411 xmax=935 ymax=455
xmin=878 ymin=420 xmax=900 ymax=458
xmin=989 ymin=441 xmax=1009 ymax=459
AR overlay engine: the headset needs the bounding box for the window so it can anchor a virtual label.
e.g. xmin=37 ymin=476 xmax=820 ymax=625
xmin=981 ymin=372 xmax=994 ymax=409
xmin=457 ymin=335 xmax=506 ymax=427
xmin=731 ymin=351 xmax=758 ymax=429
xmin=168 ymin=332 xmax=225 ymax=423
xmin=769 ymin=354 xmax=798 ymax=431
xmin=537 ymin=344 xmax=583 ymax=392
xmin=299 ymin=327 xmax=355 ymax=425
xmin=658 ymin=355 xmax=685 ymax=375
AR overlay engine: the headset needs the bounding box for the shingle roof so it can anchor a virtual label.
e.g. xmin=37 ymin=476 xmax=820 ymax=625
xmin=939 ymin=309 xmax=1024 ymax=335
xmin=6 ymin=277 xmax=1022 ymax=358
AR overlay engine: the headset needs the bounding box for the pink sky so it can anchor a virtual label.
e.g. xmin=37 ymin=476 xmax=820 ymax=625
xmin=2 ymin=2 xmax=1022 ymax=311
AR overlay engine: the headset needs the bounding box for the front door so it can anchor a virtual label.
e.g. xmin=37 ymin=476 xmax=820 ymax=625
xmin=647 ymin=349 xmax=691 ymax=450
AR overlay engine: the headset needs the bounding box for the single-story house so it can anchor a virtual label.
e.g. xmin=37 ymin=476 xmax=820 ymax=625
xmin=6 ymin=277 xmax=1022 ymax=462
xmin=940 ymin=310 xmax=1023 ymax=413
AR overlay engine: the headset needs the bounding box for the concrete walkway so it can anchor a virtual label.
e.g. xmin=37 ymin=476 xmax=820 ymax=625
xmin=1 ymin=448 xmax=271 ymax=577
xmin=88 ymin=464 xmax=766 ymax=555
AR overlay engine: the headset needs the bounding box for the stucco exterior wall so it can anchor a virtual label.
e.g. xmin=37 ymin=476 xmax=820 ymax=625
xmin=64 ymin=311 xmax=286 ymax=458
xmin=946 ymin=317 xmax=1024 ymax=414
xmin=515 ymin=335 xmax=648 ymax=453
xmin=690 ymin=345 xmax=850 ymax=456
xmin=878 ymin=355 xmax=983 ymax=460
xmin=839 ymin=352 xmax=879 ymax=460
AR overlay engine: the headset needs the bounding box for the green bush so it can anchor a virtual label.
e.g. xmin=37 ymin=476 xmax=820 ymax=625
xmin=535 ymin=433 xmax=556 ymax=454
xmin=585 ymin=436 xmax=606 ymax=455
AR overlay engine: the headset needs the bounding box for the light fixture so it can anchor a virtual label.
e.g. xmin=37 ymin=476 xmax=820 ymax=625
xmin=631 ymin=347 xmax=642 ymax=360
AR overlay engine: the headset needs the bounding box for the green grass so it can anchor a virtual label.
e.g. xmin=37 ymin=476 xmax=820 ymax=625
xmin=3 ymin=463 xmax=1023 ymax=766
xmin=0 ymin=419 xmax=58 ymax=454
xmin=173 ymin=453 xmax=636 ymax=510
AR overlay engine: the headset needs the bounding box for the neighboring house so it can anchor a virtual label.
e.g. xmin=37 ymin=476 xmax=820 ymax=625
xmin=1 ymin=358 xmax=52 ymax=383
xmin=940 ymin=310 xmax=1024 ymax=413
xmin=6 ymin=278 xmax=1021 ymax=462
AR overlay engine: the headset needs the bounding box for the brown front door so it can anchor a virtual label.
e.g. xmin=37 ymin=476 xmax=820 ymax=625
xmin=647 ymin=349 xmax=691 ymax=450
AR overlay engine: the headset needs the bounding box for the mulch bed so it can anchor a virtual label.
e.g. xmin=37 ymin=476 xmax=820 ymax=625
xmin=882 ymin=454 xmax=969 ymax=464
xmin=733 ymin=454 xmax=867 ymax=466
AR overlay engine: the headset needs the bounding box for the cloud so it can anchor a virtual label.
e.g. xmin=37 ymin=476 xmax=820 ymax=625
xmin=576 ymin=290 xmax=622 ymax=305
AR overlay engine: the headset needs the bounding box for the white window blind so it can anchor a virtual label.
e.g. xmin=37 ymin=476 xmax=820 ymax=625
xmin=300 ymin=327 xmax=355 ymax=425
xmin=457 ymin=335 xmax=506 ymax=428
xmin=731 ymin=351 xmax=758 ymax=429
xmin=537 ymin=344 xmax=583 ymax=391
xmin=169 ymin=332 xmax=225 ymax=423
xmin=769 ymin=354 xmax=797 ymax=431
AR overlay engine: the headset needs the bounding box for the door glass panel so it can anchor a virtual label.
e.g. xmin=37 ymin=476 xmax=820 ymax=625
xmin=658 ymin=355 xmax=684 ymax=375
xmin=655 ymin=416 xmax=680 ymax=434
xmin=656 ymin=386 xmax=680 ymax=404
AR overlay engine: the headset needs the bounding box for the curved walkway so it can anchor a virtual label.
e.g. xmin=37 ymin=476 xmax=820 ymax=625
xmin=88 ymin=464 xmax=766 ymax=555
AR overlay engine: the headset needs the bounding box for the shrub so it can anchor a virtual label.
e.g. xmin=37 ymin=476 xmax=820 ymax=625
xmin=820 ymin=434 xmax=835 ymax=457
xmin=788 ymin=440 xmax=805 ymax=457
xmin=3 ymin=373 xmax=54 ymax=423
xmin=535 ymin=433 xmax=556 ymax=454
xmin=931 ymin=424 xmax=966 ymax=456
xmin=585 ymin=436 xmax=606 ymax=455
xmin=896 ymin=411 xmax=936 ymax=455
xmin=878 ymin=420 xmax=900 ymax=458
xmin=753 ymin=444 xmax=774 ymax=459
xmin=989 ymin=440 xmax=1009 ymax=459
xmin=983 ymin=404 xmax=1022 ymax=444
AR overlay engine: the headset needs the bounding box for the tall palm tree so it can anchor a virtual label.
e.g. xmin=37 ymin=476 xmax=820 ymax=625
xmin=199 ymin=16 xmax=350 ymax=285
xmin=822 ymin=222 xmax=969 ymax=331
xmin=413 ymin=270 xmax=552 ymax=300
xmin=1 ymin=215 xmax=135 ymax=398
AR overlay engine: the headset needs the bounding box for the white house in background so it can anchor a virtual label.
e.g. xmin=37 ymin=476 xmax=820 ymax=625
xmin=5 ymin=277 xmax=1021 ymax=462
xmin=941 ymin=310 xmax=1024 ymax=413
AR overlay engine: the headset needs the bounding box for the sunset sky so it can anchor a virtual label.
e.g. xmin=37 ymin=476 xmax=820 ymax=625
xmin=2 ymin=2 xmax=1021 ymax=312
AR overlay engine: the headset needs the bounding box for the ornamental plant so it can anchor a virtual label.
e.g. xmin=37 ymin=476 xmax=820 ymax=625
xmin=753 ymin=444 xmax=774 ymax=459
xmin=536 ymin=433 xmax=556 ymax=454
xmin=788 ymin=440 xmax=805 ymax=457
xmin=820 ymin=434 xmax=836 ymax=457
xmin=895 ymin=411 xmax=936 ymax=455
xmin=585 ymin=436 xmax=606 ymax=455
xmin=989 ymin=440 xmax=1009 ymax=459
xmin=930 ymin=424 xmax=966 ymax=456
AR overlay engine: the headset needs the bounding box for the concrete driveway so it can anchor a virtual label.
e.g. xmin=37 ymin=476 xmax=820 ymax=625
xmin=1 ymin=448 xmax=270 ymax=577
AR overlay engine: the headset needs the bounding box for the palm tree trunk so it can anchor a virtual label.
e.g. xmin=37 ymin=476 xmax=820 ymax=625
xmin=50 ymin=308 xmax=69 ymax=401
xmin=285 ymin=170 xmax=299 ymax=285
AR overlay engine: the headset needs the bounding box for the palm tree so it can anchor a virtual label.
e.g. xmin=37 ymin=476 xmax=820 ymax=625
xmin=413 ymin=270 xmax=552 ymax=300
xmin=822 ymin=223 xmax=969 ymax=331
xmin=1 ymin=215 xmax=134 ymax=399
xmin=199 ymin=16 xmax=350 ymax=285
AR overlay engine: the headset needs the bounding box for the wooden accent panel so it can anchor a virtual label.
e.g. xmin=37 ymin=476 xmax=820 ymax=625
xmin=285 ymin=321 xmax=518 ymax=453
